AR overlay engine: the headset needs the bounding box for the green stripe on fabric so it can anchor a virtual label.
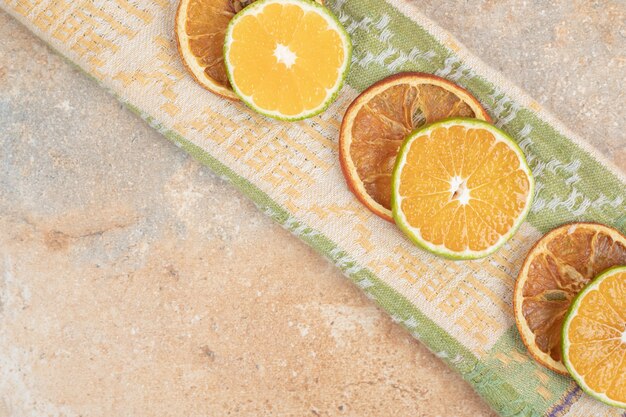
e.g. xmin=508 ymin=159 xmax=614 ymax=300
xmin=323 ymin=0 xmax=625 ymax=413
xmin=509 ymin=110 xmax=626 ymax=232
xmin=486 ymin=327 xmax=571 ymax=416
xmin=3 ymin=15 xmax=521 ymax=412
xmin=329 ymin=0 xmax=451 ymax=89
xmin=132 ymin=108 xmax=541 ymax=417
xmin=13 ymin=2 xmax=626 ymax=416
xmin=167 ymin=133 xmax=539 ymax=417
xmin=327 ymin=0 xmax=626 ymax=235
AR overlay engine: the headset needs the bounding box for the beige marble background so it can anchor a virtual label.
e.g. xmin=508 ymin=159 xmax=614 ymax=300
xmin=0 ymin=1 xmax=624 ymax=416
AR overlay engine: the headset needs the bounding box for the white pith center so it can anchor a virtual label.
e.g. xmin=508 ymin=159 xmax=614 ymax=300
xmin=274 ymin=43 xmax=297 ymax=69
xmin=622 ymin=329 xmax=626 ymax=344
xmin=450 ymin=176 xmax=471 ymax=205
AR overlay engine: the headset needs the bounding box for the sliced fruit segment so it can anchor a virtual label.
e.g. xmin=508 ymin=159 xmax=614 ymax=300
xmin=224 ymin=0 xmax=351 ymax=120
xmin=514 ymin=223 xmax=626 ymax=374
xmin=339 ymin=73 xmax=491 ymax=221
xmin=175 ymin=0 xmax=241 ymax=99
xmin=391 ymin=118 xmax=534 ymax=260
xmin=175 ymin=0 xmax=323 ymax=99
xmin=563 ymin=266 xmax=626 ymax=408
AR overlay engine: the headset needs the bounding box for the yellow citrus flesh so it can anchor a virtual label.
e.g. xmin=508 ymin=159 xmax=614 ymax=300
xmin=514 ymin=223 xmax=626 ymax=374
xmin=563 ymin=267 xmax=626 ymax=408
xmin=175 ymin=0 xmax=239 ymax=99
xmin=176 ymin=0 xmax=324 ymax=99
xmin=224 ymin=0 xmax=350 ymax=120
xmin=392 ymin=119 xmax=533 ymax=259
xmin=339 ymin=73 xmax=491 ymax=221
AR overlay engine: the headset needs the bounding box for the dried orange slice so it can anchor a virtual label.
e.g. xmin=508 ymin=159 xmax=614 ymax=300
xmin=339 ymin=73 xmax=491 ymax=221
xmin=224 ymin=0 xmax=350 ymax=120
xmin=514 ymin=223 xmax=626 ymax=374
xmin=175 ymin=0 xmax=240 ymax=99
xmin=175 ymin=0 xmax=324 ymax=100
xmin=391 ymin=118 xmax=534 ymax=260
xmin=563 ymin=266 xmax=626 ymax=408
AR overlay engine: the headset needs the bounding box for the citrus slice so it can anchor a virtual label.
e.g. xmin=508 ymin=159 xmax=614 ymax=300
xmin=391 ymin=118 xmax=534 ymax=260
xmin=339 ymin=73 xmax=491 ymax=221
xmin=223 ymin=0 xmax=351 ymax=121
xmin=175 ymin=0 xmax=323 ymax=100
xmin=563 ymin=266 xmax=626 ymax=408
xmin=175 ymin=0 xmax=240 ymax=99
xmin=514 ymin=223 xmax=626 ymax=374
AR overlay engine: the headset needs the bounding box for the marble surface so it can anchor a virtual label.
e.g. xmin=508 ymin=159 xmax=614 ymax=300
xmin=0 ymin=1 xmax=624 ymax=416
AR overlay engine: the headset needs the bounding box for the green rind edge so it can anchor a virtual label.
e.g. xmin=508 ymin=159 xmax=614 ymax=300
xmin=333 ymin=0 xmax=626 ymax=236
xmin=0 ymin=13 xmax=542 ymax=417
xmin=391 ymin=118 xmax=535 ymax=260
xmin=562 ymin=265 xmax=626 ymax=409
xmin=223 ymin=0 xmax=352 ymax=122
xmin=154 ymin=119 xmax=543 ymax=417
xmin=6 ymin=1 xmax=624 ymax=414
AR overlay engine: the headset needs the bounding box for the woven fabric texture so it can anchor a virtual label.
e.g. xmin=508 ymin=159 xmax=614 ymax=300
xmin=3 ymin=0 xmax=625 ymax=416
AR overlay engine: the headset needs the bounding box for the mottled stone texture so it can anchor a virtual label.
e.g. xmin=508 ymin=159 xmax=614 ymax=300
xmin=419 ymin=0 xmax=625 ymax=172
xmin=0 ymin=1 xmax=623 ymax=416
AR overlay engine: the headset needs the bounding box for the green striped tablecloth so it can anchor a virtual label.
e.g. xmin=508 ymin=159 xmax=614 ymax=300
xmin=3 ymin=0 xmax=624 ymax=415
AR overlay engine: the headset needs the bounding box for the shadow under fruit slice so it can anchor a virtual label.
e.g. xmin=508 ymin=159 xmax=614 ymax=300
xmin=562 ymin=266 xmax=626 ymax=408
xmin=391 ymin=118 xmax=534 ymax=260
xmin=514 ymin=223 xmax=626 ymax=374
xmin=339 ymin=73 xmax=491 ymax=221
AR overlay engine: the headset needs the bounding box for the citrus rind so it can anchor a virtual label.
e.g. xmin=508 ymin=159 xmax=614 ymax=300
xmin=223 ymin=0 xmax=351 ymax=121
xmin=339 ymin=73 xmax=491 ymax=222
xmin=514 ymin=222 xmax=626 ymax=374
xmin=175 ymin=0 xmax=239 ymax=100
xmin=391 ymin=118 xmax=534 ymax=260
xmin=562 ymin=265 xmax=626 ymax=408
